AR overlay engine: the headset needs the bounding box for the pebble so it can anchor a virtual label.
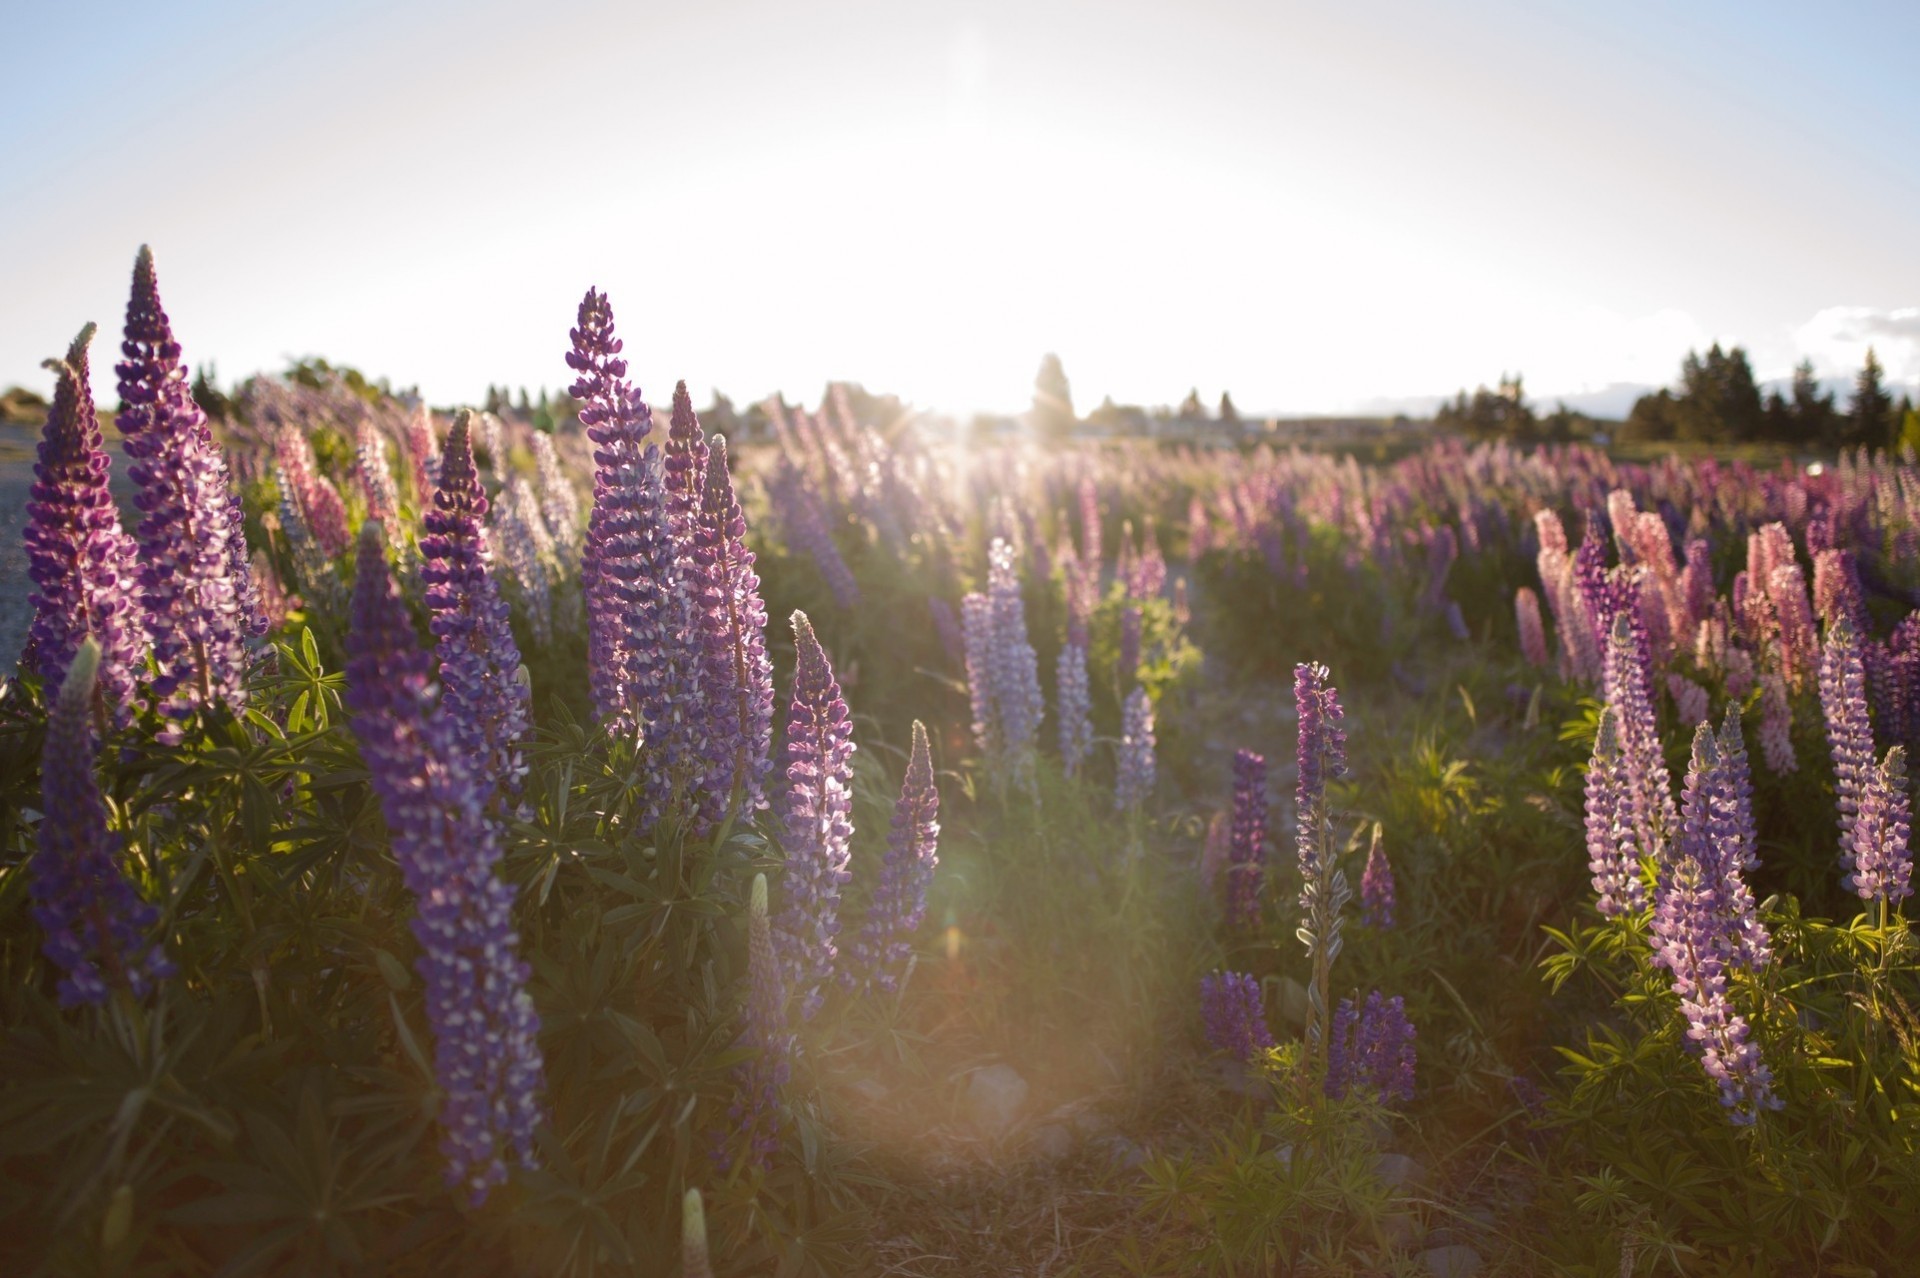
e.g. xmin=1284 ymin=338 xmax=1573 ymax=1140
xmin=1374 ymin=1152 xmax=1427 ymax=1189
xmin=962 ymin=1064 xmax=1029 ymax=1138
xmin=1420 ymin=1244 xmax=1482 ymax=1278
xmin=1027 ymin=1123 xmax=1075 ymax=1164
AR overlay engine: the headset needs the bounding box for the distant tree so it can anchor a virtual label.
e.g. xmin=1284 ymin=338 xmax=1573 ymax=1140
xmin=1622 ymin=388 xmax=1680 ymax=442
xmin=1789 ymin=359 xmax=1838 ymax=448
xmin=1762 ymin=388 xmax=1794 ymax=442
xmin=0 ymin=385 xmax=49 ymax=424
xmin=1540 ymin=400 xmax=1595 ymax=443
xmin=1177 ymin=388 xmax=1208 ymax=420
xmin=1218 ymin=391 xmax=1240 ymax=423
xmin=1434 ymin=372 xmax=1536 ymax=439
xmin=1848 ymin=347 xmax=1894 ymax=449
xmin=701 ymin=389 xmax=740 ymax=441
xmin=191 ymin=362 xmax=232 ymax=423
xmin=1032 ymin=353 xmax=1075 ymax=446
xmin=1900 ymin=398 xmax=1920 ymax=457
xmin=1674 ymin=343 xmax=1762 ymax=443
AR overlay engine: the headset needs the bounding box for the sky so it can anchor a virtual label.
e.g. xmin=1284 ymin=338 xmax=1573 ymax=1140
xmin=2 ymin=0 xmax=1917 ymax=417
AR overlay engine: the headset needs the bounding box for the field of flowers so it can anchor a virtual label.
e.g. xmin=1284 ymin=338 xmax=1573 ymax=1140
xmin=3 ymin=247 xmax=1918 ymax=1277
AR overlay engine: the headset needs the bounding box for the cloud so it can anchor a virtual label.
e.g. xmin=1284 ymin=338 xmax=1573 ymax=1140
xmin=1792 ymin=306 xmax=1920 ymax=382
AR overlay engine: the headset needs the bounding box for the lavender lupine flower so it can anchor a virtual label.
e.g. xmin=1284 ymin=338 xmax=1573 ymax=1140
xmin=273 ymin=424 xmax=351 ymax=558
xmin=345 ymin=524 xmax=546 ymax=1203
xmin=685 ymin=436 xmax=775 ymax=828
xmin=1585 ymin=708 xmax=1647 ymax=916
xmin=961 ymin=592 xmax=999 ymax=759
xmin=1515 ymin=586 xmax=1548 ymax=668
xmin=1819 ymin=616 xmax=1875 ymax=850
xmin=115 ymin=245 xmax=259 ymax=727
xmin=1115 ymin=686 xmax=1156 ymax=813
xmin=1758 ymin=672 xmax=1798 ymax=774
xmin=1226 ymin=749 xmax=1268 ymax=930
xmin=1295 ymin=662 xmax=1352 ymax=1065
xmin=490 ymin=480 xmax=556 ymax=648
xmin=1324 ymin=991 xmax=1416 ymax=1105
xmin=1199 ymin=971 xmax=1274 ymax=1062
xmin=1360 ymin=826 xmax=1395 ymax=929
xmin=273 ymin=465 xmax=343 ymax=613
xmin=1604 ymin=611 xmax=1678 ymax=863
xmin=29 ymin=639 xmax=173 ymax=1007
xmin=724 ymin=874 xmax=792 ymax=1172
xmin=1717 ymin=707 xmax=1759 ymax=873
xmin=569 ymin=286 xmax=665 ymax=731
xmin=1119 ymin=604 xmax=1142 ymax=688
xmin=1678 ymin=723 xmax=1771 ymax=971
xmin=1649 ymin=855 xmax=1782 ymax=1124
xmin=1667 ymin=673 xmax=1709 ymax=726
xmin=529 ymin=429 xmax=580 ymax=561
xmin=770 ymin=461 xmax=861 ymax=609
xmin=1056 ymin=639 xmax=1093 ymax=778
xmin=21 ymin=328 xmax=146 ymax=722
xmin=771 ymin=612 xmax=857 ymax=1020
xmin=421 ymin=414 xmax=532 ymax=799
xmin=846 ymin=721 xmax=940 ymax=993
xmin=356 ymin=419 xmax=402 ymax=536
xmin=1848 ymin=746 xmax=1913 ymax=905
xmin=987 ymin=538 xmax=1044 ymax=768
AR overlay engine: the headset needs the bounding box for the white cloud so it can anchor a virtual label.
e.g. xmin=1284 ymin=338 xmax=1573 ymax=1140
xmin=1792 ymin=306 xmax=1920 ymax=383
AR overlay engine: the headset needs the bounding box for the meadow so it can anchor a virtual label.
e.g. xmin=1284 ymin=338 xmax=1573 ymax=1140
xmin=2 ymin=247 xmax=1917 ymax=1277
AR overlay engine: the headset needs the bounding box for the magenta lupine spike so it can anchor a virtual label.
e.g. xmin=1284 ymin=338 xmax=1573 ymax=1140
xmin=1770 ymin=563 xmax=1819 ymax=690
xmin=1848 ymin=746 xmax=1913 ymax=905
xmin=1515 ymin=587 xmax=1548 ymax=668
xmin=115 ymin=245 xmax=259 ymax=727
xmin=1188 ymin=495 xmax=1212 ymax=560
xmin=274 ymin=425 xmax=351 ymax=558
xmin=1056 ymin=639 xmax=1093 ymax=779
xmin=1604 ymin=611 xmax=1677 ymax=863
xmin=846 ymin=722 xmax=940 ymax=993
xmin=723 ymin=874 xmax=792 ymax=1172
xmin=1649 ymin=855 xmax=1782 ymax=1125
xmin=1667 ymin=673 xmax=1709 ymax=726
xmin=1200 ymin=971 xmax=1274 ymax=1062
xmin=356 ymin=419 xmax=402 ymax=536
xmin=1758 ymin=671 xmax=1797 ymax=774
xmin=1584 ymin=707 xmax=1646 ymax=916
xmin=1324 ymin=992 xmax=1416 ymax=1104
xmin=21 ymin=329 xmax=146 ymax=721
xmin=1360 ymin=826 xmax=1395 ymax=929
xmin=1115 ymin=686 xmax=1156 ymax=813
xmin=771 ymin=611 xmax=857 ymax=1020
xmin=1226 ymin=749 xmax=1268 ymax=929
xmin=421 ymin=414 xmax=532 ymax=799
xmin=1813 ymin=548 xmax=1868 ymax=634
xmin=690 ymin=436 xmax=775 ymax=826
xmin=29 ymin=639 xmax=173 ymax=1007
xmin=345 ymin=524 xmax=546 ymax=1203
xmin=1819 ymin=616 xmax=1875 ymax=851
xmin=1680 ymin=538 xmax=1713 ymax=641
xmin=569 ymin=286 xmax=664 ymax=731
xmin=404 ymin=406 xmax=439 ymax=506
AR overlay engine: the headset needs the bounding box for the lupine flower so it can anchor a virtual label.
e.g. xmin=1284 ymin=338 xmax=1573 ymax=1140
xmin=687 ymin=437 xmax=775 ymax=827
xmin=1119 ymin=605 xmax=1142 ymax=687
xmin=1819 ymin=616 xmax=1875 ymax=849
xmin=1584 ymin=707 xmax=1647 ymax=916
xmin=1199 ymin=971 xmax=1274 ymax=1062
xmin=1758 ymin=671 xmax=1797 ymax=774
xmin=1667 ymin=673 xmax=1709 ymax=727
xmin=345 ymin=525 xmax=545 ymax=1203
xmin=356 ymin=419 xmax=402 ymax=538
xmin=21 ymin=327 xmax=146 ymax=722
xmin=1604 ymin=611 xmax=1677 ymax=863
xmin=1515 ymin=586 xmax=1548 ymax=668
xmin=1769 ymin=563 xmax=1819 ymax=690
xmin=29 ymin=639 xmax=173 ymax=1007
xmin=1077 ymin=475 xmax=1102 ymax=566
xmin=1847 ymin=746 xmax=1913 ymax=905
xmin=1056 ymin=639 xmax=1093 ymax=778
xmin=961 ymin=593 xmax=999 ymax=759
xmin=1717 ymin=707 xmax=1759 ymax=872
xmin=1295 ymin=662 xmax=1352 ymax=1060
xmin=499 ymin=476 xmax=559 ymax=642
xmin=1649 ymin=855 xmax=1782 ymax=1124
xmin=929 ymin=595 xmax=966 ymax=666
xmin=1360 ymin=826 xmax=1395 ymax=929
xmin=962 ymin=540 xmax=1045 ymax=788
xmin=682 ymin=1190 xmax=715 ymax=1278
xmin=1324 ymin=991 xmax=1416 ymax=1105
xmin=529 ymin=429 xmax=580 ymax=561
xmin=569 ymin=286 xmax=666 ymax=731
xmin=421 ymin=413 xmax=532 ymax=799
xmin=724 ymin=873 xmax=792 ymax=1172
xmin=1678 ymin=723 xmax=1771 ymax=971
xmin=846 ymin=721 xmax=940 ymax=993
xmin=1188 ymin=495 xmax=1212 ymax=560
xmin=771 ymin=612 xmax=857 ymax=1020
xmin=273 ymin=424 xmax=351 ymax=558
xmin=1226 ymin=749 xmax=1267 ymax=929
xmin=115 ymin=245 xmax=260 ymax=728
xmin=403 ymin=405 xmax=440 ymax=505
xmin=769 ymin=460 xmax=861 ymax=609
xmin=249 ymin=550 xmax=294 ymax=632
xmin=272 ymin=464 xmax=344 ymax=614
xmin=1115 ymin=686 xmax=1156 ymax=812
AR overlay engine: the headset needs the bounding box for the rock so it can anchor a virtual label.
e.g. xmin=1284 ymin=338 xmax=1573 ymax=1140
xmin=962 ymin=1064 xmax=1029 ymax=1138
xmin=1374 ymin=1153 xmax=1427 ymax=1189
xmin=1027 ymin=1123 xmax=1075 ymax=1164
xmin=1272 ymin=1143 xmax=1294 ymax=1171
xmin=1380 ymin=1212 xmax=1424 ymax=1250
xmin=1068 ymin=1108 xmax=1114 ymax=1138
xmin=1420 ymin=1245 xmax=1482 ymax=1278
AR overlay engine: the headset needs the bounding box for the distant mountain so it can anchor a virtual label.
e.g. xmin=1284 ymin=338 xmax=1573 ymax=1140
xmin=1344 ymin=375 xmax=1918 ymax=425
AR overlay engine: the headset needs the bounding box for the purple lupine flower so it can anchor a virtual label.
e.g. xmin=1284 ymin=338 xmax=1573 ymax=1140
xmin=115 ymin=245 xmax=259 ymax=728
xmin=1115 ymin=686 xmax=1156 ymax=813
xmin=21 ymin=327 xmax=146 ymax=722
xmin=1586 ymin=707 xmax=1648 ymax=918
xmin=1199 ymin=971 xmax=1274 ymax=1062
xmin=769 ymin=460 xmax=861 ymax=610
xmin=1119 ymin=604 xmax=1142 ymax=688
xmin=1717 ymin=707 xmax=1759 ymax=873
xmin=1295 ymin=662 xmax=1353 ymax=1063
xmin=1848 ymin=746 xmax=1913 ymax=905
xmin=1056 ymin=638 xmax=1093 ymax=779
xmin=1325 ymin=991 xmax=1416 ymax=1105
xmin=724 ymin=873 xmax=792 ymax=1172
xmin=1769 ymin=562 xmax=1819 ymax=690
xmin=1678 ymin=722 xmax=1771 ymax=971
xmin=1360 ymin=826 xmax=1395 ymax=929
xmin=1667 ymin=673 xmax=1709 ymax=726
xmin=1649 ymin=855 xmax=1782 ymax=1125
xmin=846 ymin=721 xmax=940 ymax=993
xmin=961 ymin=591 xmax=999 ymax=761
xmin=345 ymin=524 xmax=546 ymax=1203
xmin=1515 ymin=586 xmax=1548 ymax=668
xmin=987 ymin=538 xmax=1044 ymax=770
xmin=664 ymin=382 xmax=711 ymax=544
xmin=1819 ymin=616 xmax=1875 ymax=852
xmin=493 ymin=477 xmax=556 ymax=647
xmin=1758 ymin=671 xmax=1798 ymax=774
xmin=1604 ymin=610 xmax=1678 ymax=863
xmin=688 ymin=437 xmax=775 ymax=828
xmin=29 ymin=639 xmax=173 ymax=1007
xmin=569 ymin=286 xmax=666 ymax=731
xmin=1226 ymin=749 xmax=1268 ymax=930
xmin=420 ymin=413 xmax=532 ymax=799
xmin=771 ymin=611 xmax=857 ymax=1019
xmin=529 ymin=429 xmax=580 ymax=561
xmin=356 ymin=419 xmax=402 ymax=538
xmin=929 ymin=596 xmax=966 ymax=667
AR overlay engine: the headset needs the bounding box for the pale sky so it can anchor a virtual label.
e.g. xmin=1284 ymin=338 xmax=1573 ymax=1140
xmin=3 ymin=0 xmax=1916 ymax=415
